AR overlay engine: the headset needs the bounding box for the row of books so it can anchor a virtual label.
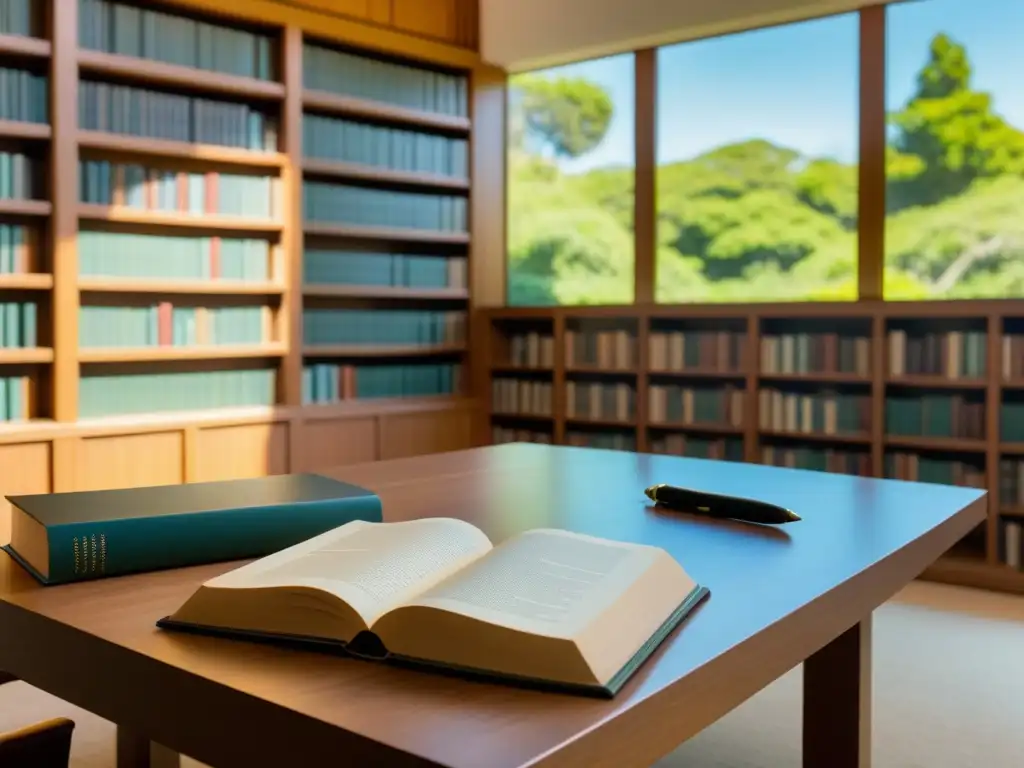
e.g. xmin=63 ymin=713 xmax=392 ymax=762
xmin=1002 ymin=335 xmax=1024 ymax=381
xmin=303 ymin=251 xmax=466 ymax=290
xmin=0 ymin=300 xmax=36 ymax=347
xmin=78 ymin=232 xmax=269 ymax=281
xmin=888 ymin=329 xmax=987 ymax=379
xmin=303 ymin=115 xmax=469 ymax=179
xmin=884 ymin=451 xmax=986 ymax=488
xmin=762 ymin=446 xmax=870 ymax=477
xmin=885 ymin=394 xmax=985 ymax=440
xmin=0 ymin=224 xmax=34 ymax=273
xmin=998 ymin=458 xmax=1024 ymax=509
xmin=1001 ymin=519 xmax=1023 ymax=571
xmin=758 ymin=389 xmax=870 ymax=436
xmin=491 ymin=379 xmax=552 ymax=417
xmin=79 ymin=161 xmax=277 ymax=219
xmin=0 ymin=374 xmax=28 ymax=421
xmin=0 ymin=152 xmax=36 ymax=200
xmin=760 ymin=333 xmax=871 ymax=377
xmin=565 ymin=329 xmax=635 ymax=370
xmin=79 ymin=0 xmax=274 ymax=80
xmin=565 ymin=381 xmax=634 ymax=423
xmin=301 ymin=309 xmax=465 ymax=348
xmin=0 ymin=0 xmax=33 ymax=37
xmin=79 ymin=81 xmax=278 ymax=151
xmin=506 ymin=332 xmax=555 ymax=369
xmin=79 ymin=304 xmax=271 ymax=348
xmin=302 ymin=182 xmax=467 ymax=233
xmin=0 ymin=66 xmax=47 ymax=124
xmin=302 ymin=362 xmax=462 ymax=403
xmin=302 ymin=43 xmax=468 ymax=118
xmin=491 ymin=426 xmax=552 ymax=445
xmin=565 ymin=431 xmax=636 ymax=452
xmin=649 ymin=330 xmax=743 ymax=373
xmin=79 ymin=368 xmax=276 ymax=418
xmin=1001 ymin=403 xmax=1024 ymax=443
xmin=649 ymin=434 xmax=744 ymax=462
xmin=648 ymin=384 xmax=744 ymax=428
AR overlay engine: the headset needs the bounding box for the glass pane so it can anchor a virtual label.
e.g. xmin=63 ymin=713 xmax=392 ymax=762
xmin=885 ymin=0 xmax=1024 ymax=299
xmin=506 ymin=54 xmax=636 ymax=306
xmin=655 ymin=15 xmax=860 ymax=303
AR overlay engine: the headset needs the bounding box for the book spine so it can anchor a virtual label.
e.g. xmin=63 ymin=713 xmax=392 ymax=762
xmin=43 ymin=495 xmax=384 ymax=585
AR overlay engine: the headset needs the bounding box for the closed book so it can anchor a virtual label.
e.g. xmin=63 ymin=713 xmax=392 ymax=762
xmin=3 ymin=474 xmax=383 ymax=586
xmin=159 ymin=519 xmax=709 ymax=698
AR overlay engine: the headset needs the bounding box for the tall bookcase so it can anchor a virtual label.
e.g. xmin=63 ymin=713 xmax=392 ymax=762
xmin=0 ymin=0 xmax=479 ymax=523
xmin=483 ymin=301 xmax=1024 ymax=595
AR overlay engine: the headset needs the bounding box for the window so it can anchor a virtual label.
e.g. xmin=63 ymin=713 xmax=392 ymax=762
xmin=655 ymin=16 xmax=860 ymax=303
xmin=885 ymin=0 xmax=1024 ymax=300
xmin=506 ymin=54 xmax=635 ymax=306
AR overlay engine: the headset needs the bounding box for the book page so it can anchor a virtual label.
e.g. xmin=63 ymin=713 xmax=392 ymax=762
xmin=197 ymin=518 xmax=493 ymax=626
xmin=373 ymin=529 xmax=696 ymax=686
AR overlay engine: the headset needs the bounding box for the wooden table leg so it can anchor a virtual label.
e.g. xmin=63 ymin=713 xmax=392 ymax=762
xmin=802 ymin=614 xmax=872 ymax=768
xmin=117 ymin=727 xmax=181 ymax=768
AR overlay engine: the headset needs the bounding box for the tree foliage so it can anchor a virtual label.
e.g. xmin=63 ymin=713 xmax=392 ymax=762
xmin=507 ymin=34 xmax=1024 ymax=305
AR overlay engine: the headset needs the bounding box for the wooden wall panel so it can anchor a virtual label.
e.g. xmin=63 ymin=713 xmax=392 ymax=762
xmin=379 ymin=410 xmax=472 ymax=460
xmin=73 ymin=433 xmax=184 ymax=492
xmin=195 ymin=424 xmax=290 ymax=482
xmin=295 ymin=418 xmax=379 ymax=472
xmin=391 ymin=0 xmax=455 ymax=41
xmin=0 ymin=443 xmax=52 ymax=545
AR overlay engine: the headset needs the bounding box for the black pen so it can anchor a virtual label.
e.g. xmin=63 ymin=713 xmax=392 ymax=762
xmin=644 ymin=484 xmax=801 ymax=525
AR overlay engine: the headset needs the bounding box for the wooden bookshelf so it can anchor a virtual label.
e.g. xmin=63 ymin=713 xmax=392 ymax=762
xmin=483 ymin=301 xmax=1024 ymax=595
xmin=0 ymin=0 xmax=483 ymax=520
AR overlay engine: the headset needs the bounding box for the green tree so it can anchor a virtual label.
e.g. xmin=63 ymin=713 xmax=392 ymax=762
xmin=511 ymin=75 xmax=614 ymax=159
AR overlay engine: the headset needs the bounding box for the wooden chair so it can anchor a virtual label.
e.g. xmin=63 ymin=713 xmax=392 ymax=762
xmin=0 ymin=673 xmax=75 ymax=768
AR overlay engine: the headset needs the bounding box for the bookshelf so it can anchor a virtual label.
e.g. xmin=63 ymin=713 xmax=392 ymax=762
xmin=0 ymin=0 xmax=482 ymax=525
xmin=483 ymin=300 xmax=1024 ymax=595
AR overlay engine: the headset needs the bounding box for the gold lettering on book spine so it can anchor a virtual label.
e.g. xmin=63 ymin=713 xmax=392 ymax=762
xmin=99 ymin=534 xmax=107 ymax=573
xmin=72 ymin=537 xmax=81 ymax=575
xmin=90 ymin=535 xmax=98 ymax=572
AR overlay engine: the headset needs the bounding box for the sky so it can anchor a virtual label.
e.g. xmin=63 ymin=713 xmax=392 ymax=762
xmin=513 ymin=0 xmax=1024 ymax=174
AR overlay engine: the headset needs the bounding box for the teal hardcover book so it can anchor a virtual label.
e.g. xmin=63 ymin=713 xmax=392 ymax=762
xmin=3 ymin=474 xmax=383 ymax=585
xmin=157 ymin=519 xmax=709 ymax=698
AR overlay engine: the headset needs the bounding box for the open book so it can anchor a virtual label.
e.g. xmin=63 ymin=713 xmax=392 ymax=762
xmin=158 ymin=518 xmax=709 ymax=696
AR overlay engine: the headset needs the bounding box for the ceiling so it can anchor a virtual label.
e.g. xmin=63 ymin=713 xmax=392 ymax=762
xmin=480 ymin=0 xmax=881 ymax=72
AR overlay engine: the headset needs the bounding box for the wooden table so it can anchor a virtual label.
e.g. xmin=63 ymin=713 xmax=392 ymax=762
xmin=0 ymin=444 xmax=986 ymax=768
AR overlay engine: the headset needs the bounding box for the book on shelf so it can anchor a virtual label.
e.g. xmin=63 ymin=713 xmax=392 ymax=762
xmin=0 ymin=66 xmax=47 ymax=124
xmin=763 ymin=446 xmax=870 ymax=476
xmin=0 ymin=300 xmax=36 ymax=347
xmin=0 ymin=152 xmax=37 ymax=200
xmin=303 ymin=361 xmax=463 ymax=404
xmin=999 ymin=457 xmax=1024 ymax=508
xmin=885 ymin=452 xmax=986 ymax=488
xmin=565 ymin=328 xmax=635 ymax=370
xmin=79 ymin=0 xmax=275 ymax=80
xmin=303 ymin=181 xmax=467 ymax=233
xmin=303 ymin=308 xmax=465 ymax=348
xmin=0 ymin=0 xmax=37 ymax=37
xmin=566 ymin=431 xmax=636 ymax=452
xmin=158 ymin=517 xmax=708 ymax=696
xmin=3 ymin=474 xmax=382 ymax=586
xmin=506 ymin=331 xmax=554 ymax=368
xmin=758 ymin=389 xmax=869 ymax=436
xmin=1002 ymin=519 xmax=1022 ymax=571
xmin=492 ymin=378 xmax=552 ymax=417
xmin=79 ymin=367 xmax=276 ymax=418
xmin=0 ymin=224 xmax=35 ymax=274
xmin=566 ymin=381 xmax=634 ymax=423
xmin=492 ymin=426 xmax=552 ymax=445
xmin=303 ymin=43 xmax=468 ymax=117
xmin=1001 ymin=402 xmax=1024 ymax=442
xmin=650 ymin=434 xmax=743 ymax=462
xmin=650 ymin=330 xmax=744 ymax=373
xmin=1003 ymin=334 xmax=1024 ymax=380
xmin=648 ymin=384 xmax=743 ymax=428
xmin=79 ymin=303 xmax=272 ymax=348
xmin=80 ymin=160 xmax=277 ymax=219
xmin=887 ymin=329 xmax=986 ymax=378
xmin=79 ymin=81 xmax=278 ymax=150
xmin=0 ymin=374 xmax=29 ymax=421
xmin=303 ymin=114 xmax=469 ymax=178
xmin=885 ymin=394 xmax=985 ymax=440
xmin=760 ymin=332 xmax=869 ymax=376
xmin=78 ymin=231 xmax=269 ymax=281
xmin=304 ymin=250 xmax=466 ymax=290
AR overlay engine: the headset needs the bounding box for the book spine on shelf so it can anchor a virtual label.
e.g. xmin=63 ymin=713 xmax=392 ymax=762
xmin=301 ymin=361 xmax=463 ymax=404
xmin=302 ymin=181 xmax=467 ymax=232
